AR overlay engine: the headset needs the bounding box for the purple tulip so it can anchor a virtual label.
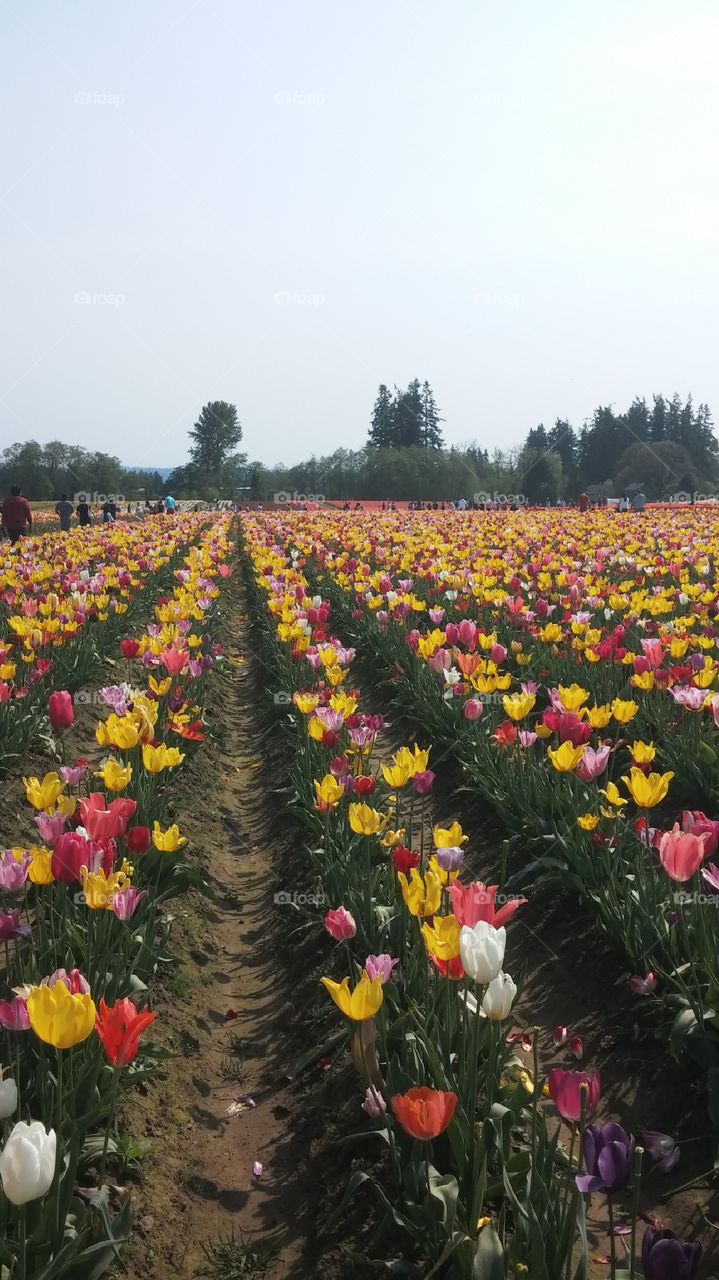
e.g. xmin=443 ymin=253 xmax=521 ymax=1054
xmin=364 ymin=954 xmax=399 ymax=984
xmin=643 ymin=1131 xmax=680 ymax=1173
xmin=576 ymin=1122 xmax=634 ymax=1194
xmin=641 ymin=1227 xmax=701 ymax=1279
xmin=0 ymin=911 xmax=30 ymax=942
xmin=433 ymin=845 xmax=465 ymax=873
xmin=0 ymin=851 xmax=31 ymax=892
xmin=34 ymin=812 xmax=67 ymax=847
xmin=413 ymin=770 xmax=435 ymax=795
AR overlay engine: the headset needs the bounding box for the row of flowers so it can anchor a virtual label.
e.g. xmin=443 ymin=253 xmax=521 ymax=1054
xmin=241 ymin=517 xmax=700 ymax=1280
xmin=0 ymin=515 xmax=221 ymax=772
xmin=248 ymin=508 xmax=719 ymax=1117
xmin=0 ymin=515 xmax=233 ymax=1277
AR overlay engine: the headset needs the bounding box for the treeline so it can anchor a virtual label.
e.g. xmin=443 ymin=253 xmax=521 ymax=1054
xmin=249 ymin=393 xmax=717 ymax=502
xmin=0 ymin=441 xmax=164 ymax=501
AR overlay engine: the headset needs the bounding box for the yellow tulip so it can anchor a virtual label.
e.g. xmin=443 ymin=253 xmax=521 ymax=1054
xmin=629 ymin=741 xmax=656 ymax=765
xmin=586 ymin=704 xmax=612 ymax=729
xmin=502 ymin=692 xmax=536 ymax=722
xmin=28 ymin=847 xmax=54 ymax=885
xmin=320 ymin=973 xmax=383 ymax=1021
xmin=293 ymin=693 xmax=320 ymax=715
xmin=397 ymin=868 xmax=442 ymax=917
xmin=557 ymin=684 xmax=590 ymax=712
xmin=307 ymin=716 xmax=327 ymax=742
xmin=622 ymin=768 xmax=674 ymax=808
xmin=421 ymin=914 xmax=460 ymax=960
xmin=95 ymin=759 xmax=133 ymax=792
xmin=433 ymin=820 xmax=468 ymax=848
xmin=22 ymin=773 xmax=64 ymax=812
xmin=329 ymin=692 xmax=358 ymax=717
xmin=80 ymin=864 xmax=132 ymax=910
xmin=611 ymin=698 xmax=639 ymax=725
xmin=152 ymin=821 xmax=186 ymax=852
xmin=428 ymin=854 xmax=460 ymax=887
xmin=599 ymin=781 xmax=627 ymax=809
xmin=313 ymin=774 xmax=345 ymax=810
xmin=547 ymin=741 xmax=586 ymax=773
xmin=141 ymin=743 xmax=185 ymax=774
xmin=577 ymin=814 xmax=599 ymax=831
xmin=27 ymin=982 xmax=96 ymax=1050
xmin=97 ymin=714 xmax=140 ymax=751
xmin=348 ymin=803 xmax=387 ymax=836
xmin=381 ymin=761 xmax=412 ymax=788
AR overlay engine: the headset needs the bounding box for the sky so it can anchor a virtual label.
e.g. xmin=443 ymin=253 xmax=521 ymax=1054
xmin=1 ymin=0 xmax=718 ymax=469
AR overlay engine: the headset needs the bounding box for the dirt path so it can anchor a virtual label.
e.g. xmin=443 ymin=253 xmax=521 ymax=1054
xmin=121 ymin=589 xmax=318 ymax=1279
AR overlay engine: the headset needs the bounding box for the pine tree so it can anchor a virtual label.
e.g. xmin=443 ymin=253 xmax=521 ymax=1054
xmin=367 ymin=384 xmax=395 ymax=448
xmin=393 ymin=379 xmax=425 ymax=447
xmin=420 ymin=380 xmax=444 ymax=449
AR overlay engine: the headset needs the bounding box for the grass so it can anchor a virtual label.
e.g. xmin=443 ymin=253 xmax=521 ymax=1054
xmin=201 ymin=1230 xmax=278 ymax=1278
xmin=219 ymin=1055 xmax=247 ymax=1083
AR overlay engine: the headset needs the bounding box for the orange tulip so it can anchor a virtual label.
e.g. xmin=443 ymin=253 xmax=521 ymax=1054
xmin=391 ymin=1086 xmax=458 ymax=1139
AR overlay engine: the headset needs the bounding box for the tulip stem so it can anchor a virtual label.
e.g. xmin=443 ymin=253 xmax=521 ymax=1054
xmin=18 ymin=1204 xmax=26 ymax=1280
xmin=628 ymin=1146 xmax=643 ymax=1280
xmin=53 ymin=1050 xmax=63 ymax=1249
xmin=607 ymin=1195 xmax=616 ymax=1277
xmin=99 ymin=1068 xmax=122 ymax=1187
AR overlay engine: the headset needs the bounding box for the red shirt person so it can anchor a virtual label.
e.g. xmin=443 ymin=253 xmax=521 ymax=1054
xmin=578 ymin=492 xmax=589 ymax=513
xmin=1 ymin=487 xmax=33 ymax=543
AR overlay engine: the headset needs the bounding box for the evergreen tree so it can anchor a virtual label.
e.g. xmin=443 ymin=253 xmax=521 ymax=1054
xmin=189 ymin=401 xmax=242 ymax=472
xmin=420 ymin=380 xmax=444 ymax=449
xmin=368 ymin=384 xmax=395 ymax=448
xmin=393 ymin=379 xmax=425 ymax=447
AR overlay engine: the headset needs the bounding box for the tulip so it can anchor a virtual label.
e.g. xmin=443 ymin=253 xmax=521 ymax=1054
xmin=34 ymin=811 xmax=67 ymax=847
xmin=48 ymin=690 xmax=74 ymax=732
xmin=681 ymin=810 xmax=719 ymax=857
xmin=361 ymin=1086 xmax=387 ymax=1117
xmin=413 ymin=769 xmax=435 ymax=794
xmin=51 ymin=832 xmax=100 ymax=884
xmin=112 ymin=886 xmax=148 ymax=920
xmin=548 ymin=1067 xmax=601 ymax=1121
xmin=390 ymin=845 xmax=419 ymax=875
xmin=119 ymin=638 xmax=140 ymax=659
xmin=433 ymin=845 xmax=465 ymax=873
xmin=576 ymin=746 xmax=610 ymax=782
xmin=622 ymin=768 xmax=674 ymax=808
xmin=0 ymin=1077 xmax=17 ymax=1120
xmin=0 ymin=911 xmax=30 ymax=942
xmin=641 ymin=1228 xmax=701 ymax=1279
xmin=0 ymin=1121 xmax=56 ymax=1205
xmin=576 ymin=1122 xmax=634 ymax=1193
xmin=46 ymin=968 xmax=90 ymax=995
xmin=59 ymin=763 xmax=88 ymax=786
xmin=0 ymin=850 xmax=32 ymax=891
xmin=95 ymin=997 xmax=157 ymax=1067
xmin=421 ymin=915 xmax=461 ymax=962
xmin=658 ymin=824 xmax=706 ymax=882
xmin=348 ymin=803 xmax=386 ymax=836
xmin=126 ymin=825 xmax=152 ymax=855
xmin=152 ymin=822 xmax=186 ymax=851
xmin=95 ymin=758 xmax=133 ymax=792
xmin=314 ymin=774 xmax=345 ymax=812
xmin=391 ymin=1087 xmax=457 ymax=1140
xmin=23 ymin=772 xmax=64 ymax=812
xmin=547 ymin=741 xmax=586 ymax=773
xmin=141 ymin=743 xmax=185 ymax=773
xmin=79 ymin=794 xmax=137 ymax=841
xmin=481 ymin=971 xmax=517 ymax=1020
xmin=629 ymin=971 xmax=657 ymax=996
xmin=463 ymin=698 xmax=484 ymax=720
xmin=324 ymin=907 xmax=357 ymax=941
xmin=397 ymin=868 xmax=442 ymax=917
xmin=320 ymin=973 xmax=383 ymax=1021
xmin=433 ymin=821 xmax=468 ymax=848
xmin=27 ymin=982 xmax=96 ymax=1049
xmin=449 ymin=879 xmax=525 ymax=928
xmin=459 ymin=921 xmax=506 ymax=984
xmin=643 ymin=1130 xmax=680 ymax=1173
xmin=0 ymin=998 xmax=30 ymax=1031
xmin=364 ymin=954 xmax=398 ymax=984
xmin=159 ymin=646 xmax=189 ymax=675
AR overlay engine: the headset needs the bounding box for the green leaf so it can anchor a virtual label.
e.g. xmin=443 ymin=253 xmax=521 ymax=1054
xmin=472 ymin=1224 xmax=505 ymax=1280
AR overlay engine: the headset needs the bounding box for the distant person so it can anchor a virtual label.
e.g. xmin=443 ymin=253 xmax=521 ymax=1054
xmin=457 ymin=496 xmax=468 ymax=510
xmin=578 ymin=491 xmax=589 ymax=513
xmin=632 ymin=489 xmax=646 ymax=513
xmin=101 ymin=498 xmax=117 ymax=524
xmin=165 ymin=494 xmax=176 ymax=513
xmin=618 ymin=493 xmax=629 ymax=512
xmin=76 ymin=498 xmax=91 ymax=526
xmin=55 ymin=493 xmax=73 ymax=531
xmin=1 ymin=486 xmax=33 ymax=543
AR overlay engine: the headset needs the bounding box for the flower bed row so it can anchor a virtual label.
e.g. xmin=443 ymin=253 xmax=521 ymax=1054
xmin=0 ymin=515 xmax=221 ymax=771
xmin=241 ymin=518 xmax=700 ymax=1280
xmin=0 ymin=515 xmax=233 ymax=1277
xmin=246 ymin=507 xmax=719 ymax=1129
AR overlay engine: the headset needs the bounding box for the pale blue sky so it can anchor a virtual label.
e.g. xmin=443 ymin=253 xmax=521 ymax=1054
xmin=1 ymin=0 xmax=717 ymax=467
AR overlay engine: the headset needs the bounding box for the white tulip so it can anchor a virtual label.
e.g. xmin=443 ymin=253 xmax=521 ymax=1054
xmin=481 ymin=971 xmax=518 ymax=1021
xmin=0 ymin=1121 xmax=56 ymax=1205
xmin=459 ymin=921 xmax=506 ymax=984
xmin=0 ymin=1078 xmax=17 ymax=1120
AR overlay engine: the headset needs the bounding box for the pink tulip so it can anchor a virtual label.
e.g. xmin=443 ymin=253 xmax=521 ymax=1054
xmin=46 ymin=968 xmax=90 ymax=995
xmin=552 ymin=1025 xmax=569 ymax=1048
xmin=641 ymin=638 xmax=664 ymax=668
xmin=576 ymin=746 xmax=610 ymax=782
xmin=628 ymin=972 xmax=658 ymax=996
xmin=463 ymin=699 xmax=484 ymax=721
xmin=548 ymin=1067 xmax=601 ymax=1121
xmin=79 ymin=794 xmax=137 ymax=842
xmin=681 ymin=810 xmax=719 ymax=857
xmin=159 ymin=647 xmax=189 ymax=675
xmin=0 ymin=998 xmax=29 ymax=1031
xmin=457 ymin=620 xmax=477 ymax=651
xmin=48 ymin=690 xmax=74 ymax=732
xmin=324 ymin=907 xmax=357 ymax=941
xmin=0 ymin=851 xmax=32 ymax=892
xmin=658 ymin=824 xmax=707 ymax=882
xmin=449 ymin=880 xmax=526 ymax=929
xmin=364 ymin=954 xmax=398 ymax=984
xmin=112 ymin=887 xmax=148 ymax=920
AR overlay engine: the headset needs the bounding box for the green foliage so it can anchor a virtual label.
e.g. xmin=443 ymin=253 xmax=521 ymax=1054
xmin=368 ymin=380 xmax=444 ymax=450
xmin=0 ymin=440 xmax=163 ymax=502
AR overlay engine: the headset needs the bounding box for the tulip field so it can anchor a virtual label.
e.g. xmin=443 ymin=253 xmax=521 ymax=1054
xmin=2 ymin=503 xmax=719 ymax=1278
xmin=240 ymin=504 xmax=719 ymax=1279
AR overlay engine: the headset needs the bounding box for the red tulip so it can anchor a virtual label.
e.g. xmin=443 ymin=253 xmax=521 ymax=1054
xmin=391 ymin=1087 xmax=457 ymax=1140
xmin=119 ymin=639 xmax=140 ymax=659
xmin=449 ymin=880 xmax=526 ymax=929
xmin=48 ymin=690 xmax=74 ymax=732
xmin=391 ymin=846 xmax=420 ymax=875
xmin=79 ymin=794 xmax=137 ymax=842
xmin=125 ymin=826 xmax=152 ymax=855
xmin=95 ymin=997 xmax=156 ymax=1067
